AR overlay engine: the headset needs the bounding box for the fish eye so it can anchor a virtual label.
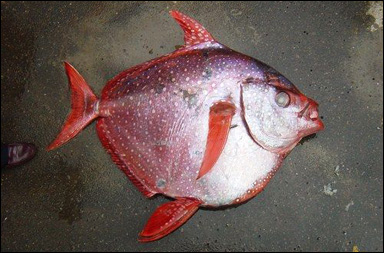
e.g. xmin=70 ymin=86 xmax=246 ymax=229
xmin=275 ymin=91 xmax=290 ymax=108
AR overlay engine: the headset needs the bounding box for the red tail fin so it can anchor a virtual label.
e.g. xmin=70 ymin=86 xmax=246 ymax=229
xmin=47 ymin=62 xmax=99 ymax=151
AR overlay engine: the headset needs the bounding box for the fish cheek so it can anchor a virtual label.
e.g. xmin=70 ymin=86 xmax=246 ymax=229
xmin=241 ymin=83 xmax=296 ymax=152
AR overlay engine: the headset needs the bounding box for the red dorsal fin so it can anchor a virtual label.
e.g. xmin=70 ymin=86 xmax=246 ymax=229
xmin=139 ymin=198 xmax=201 ymax=242
xmin=170 ymin=10 xmax=215 ymax=46
xmin=197 ymin=101 xmax=236 ymax=180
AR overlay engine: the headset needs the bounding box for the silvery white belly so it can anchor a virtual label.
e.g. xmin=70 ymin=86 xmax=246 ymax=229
xmin=196 ymin=113 xmax=279 ymax=206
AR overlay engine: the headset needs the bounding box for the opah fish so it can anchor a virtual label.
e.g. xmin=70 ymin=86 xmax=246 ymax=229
xmin=48 ymin=11 xmax=324 ymax=242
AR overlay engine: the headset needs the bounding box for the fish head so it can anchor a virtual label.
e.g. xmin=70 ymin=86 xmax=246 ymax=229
xmin=241 ymin=71 xmax=324 ymax=154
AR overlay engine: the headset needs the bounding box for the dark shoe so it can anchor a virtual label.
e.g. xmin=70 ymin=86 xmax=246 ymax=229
xmin=7 ymin=143 xmax=37 ymax=167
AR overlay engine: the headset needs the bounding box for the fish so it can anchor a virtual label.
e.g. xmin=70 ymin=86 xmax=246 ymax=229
xmin=47 ymin=11 xmax=324 ymax=242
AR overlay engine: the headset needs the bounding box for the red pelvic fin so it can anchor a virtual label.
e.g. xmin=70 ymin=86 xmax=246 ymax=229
xmin=47 ymin=62 xmax=99 ymax=151
xmin=197 ymin=101 xmax=236 ymax=180
xmin=170 ymin=10 xmax=216 ymax=46
xmin=139 ymin=198 xmax=201 ymax=242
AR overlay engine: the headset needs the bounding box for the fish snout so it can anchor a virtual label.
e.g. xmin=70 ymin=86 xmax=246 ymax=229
xmin=306 ymin=100 xmax=324 ymax=130
xmin=297 ymin=99 xmax=324 ymax=137
xmin=307 ymin=100 xmax=319 ymax=120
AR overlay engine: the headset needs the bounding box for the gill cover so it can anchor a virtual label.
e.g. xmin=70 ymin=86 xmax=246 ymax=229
xmin=241 ymin=74 xmax=324 ymax=154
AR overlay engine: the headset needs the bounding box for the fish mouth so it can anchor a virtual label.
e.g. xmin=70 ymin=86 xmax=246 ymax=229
xmin=299 ymin=100 xmax=322 ymax=120
xmin=298 ymin=102 xmax=311 ymax=118
xmin=298 ymin=100 xmax=324 ymax=137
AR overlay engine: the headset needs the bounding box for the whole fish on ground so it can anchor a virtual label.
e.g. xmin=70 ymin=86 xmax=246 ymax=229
xmin=48 ymin=11 xmax=324 ymax=242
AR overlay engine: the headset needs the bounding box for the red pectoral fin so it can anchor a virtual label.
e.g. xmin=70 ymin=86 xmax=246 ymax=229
xmin=139 ymin=198 xmax=201 ymax=242
xmin=197 ymin=101 xmax=236 ymax=180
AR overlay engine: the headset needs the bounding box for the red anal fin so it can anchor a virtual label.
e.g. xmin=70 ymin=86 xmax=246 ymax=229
xmin=139 ymin=198 xmax=201 ymax=242
xmin=170 ymin=10 xmax=215 ymax=46
xmin=197 ymin=101 xmax=236 ymax=180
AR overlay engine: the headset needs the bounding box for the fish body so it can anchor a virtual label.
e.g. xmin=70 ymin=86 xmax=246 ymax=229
xmin=48 ymin=11 xmax=324 ymax=242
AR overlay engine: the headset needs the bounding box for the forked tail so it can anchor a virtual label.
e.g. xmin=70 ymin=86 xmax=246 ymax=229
xmin=47 ymin=62 xmax=99 ymax=151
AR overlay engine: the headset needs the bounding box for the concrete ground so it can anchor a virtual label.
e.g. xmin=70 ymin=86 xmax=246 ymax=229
xmin=1 ymin=1 xmax=383 ymax=252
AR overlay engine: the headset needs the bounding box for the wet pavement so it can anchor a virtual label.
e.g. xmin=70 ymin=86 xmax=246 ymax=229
xmin=1 ymin=1 xmax=383 ymax=252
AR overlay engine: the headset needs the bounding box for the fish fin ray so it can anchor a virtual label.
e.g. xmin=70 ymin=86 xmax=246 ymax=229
xmin=47 ymin=62 xmax=99 ymax=151
xmin=96 ymin=119 xmax=156 ymax=198
xmin=139 ymin=198 xmax=201 ymax=242
xmin=170 ymin=10 xmax=215 ymax=46
xmin=197 ymin=101 xmax=236 ymax=180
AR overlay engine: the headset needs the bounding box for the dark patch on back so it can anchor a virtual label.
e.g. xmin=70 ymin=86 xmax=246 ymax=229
xmin=203 ymin=67 xmax=213 ymax=80
xmin=243 ymin=77 xmax=255 ymax=84
xmin=156 ymin=179 xmax=166 ymax=188
xmin=181 ymin=89 xmax=198 ymax=108
xmin=202 ymin=50 xmax=209 ymax=59
xmin=155 ymin=83 xmax=165 ymax=94
xmin=154 ymin=139 xmax=170 ymax=147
